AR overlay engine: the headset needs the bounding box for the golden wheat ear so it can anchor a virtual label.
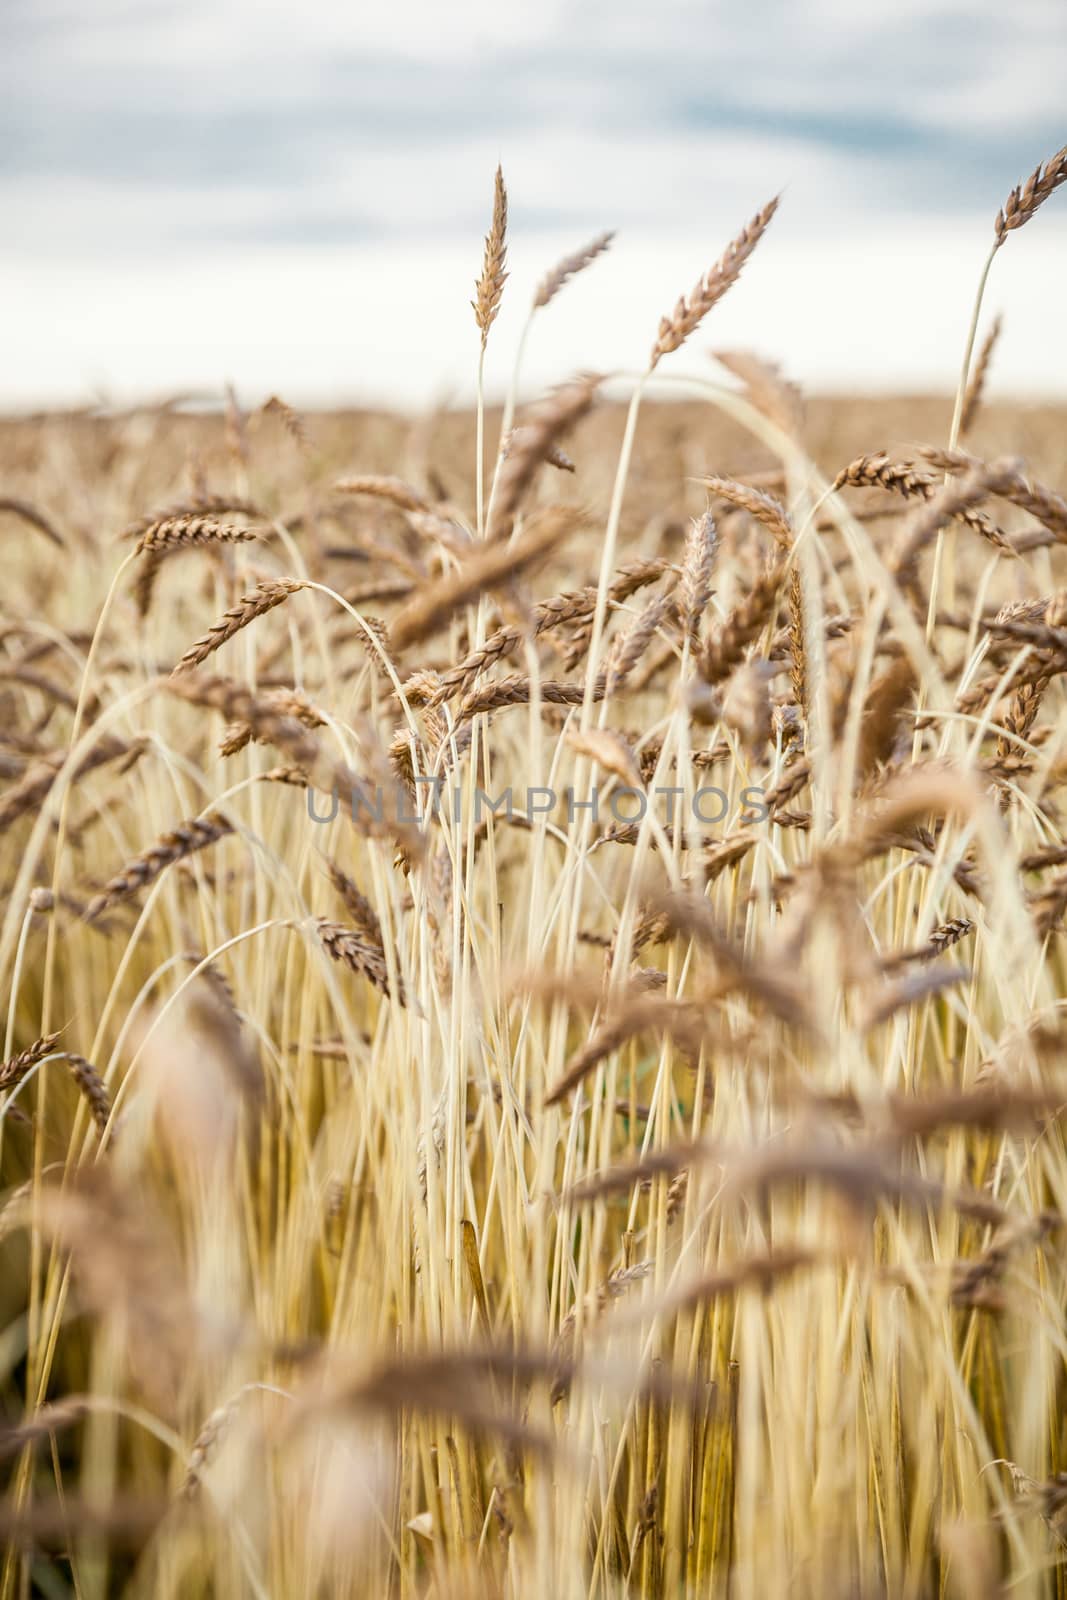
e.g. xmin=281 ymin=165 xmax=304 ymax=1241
xmin=472 ymin=163 xmax=508 ymax=349
xmin=994 ymin=143 xmax=1067 ymax=246
xmin=532 ymin=230 xmax=615 ymax=312
xmin=649 ymin=195 xmax=779 ymax=369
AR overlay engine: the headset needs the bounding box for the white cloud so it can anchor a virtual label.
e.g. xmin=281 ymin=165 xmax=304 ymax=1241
xmin=3 ymin=215 xmax=1065 ymax=410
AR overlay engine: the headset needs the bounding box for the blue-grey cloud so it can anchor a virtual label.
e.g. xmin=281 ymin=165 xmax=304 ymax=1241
xmin=3 ymin=0 xmax=1064 ymax=223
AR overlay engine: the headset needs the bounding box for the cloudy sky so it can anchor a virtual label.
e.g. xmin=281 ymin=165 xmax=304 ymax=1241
xmin=3 ymin=0 xmax=1066 ymax=409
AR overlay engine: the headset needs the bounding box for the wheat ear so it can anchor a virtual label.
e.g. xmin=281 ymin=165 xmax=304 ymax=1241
xmin=533 ymin=231 xmax=615 ymax=311
xmin=171 ymin=580 xmax=307 ymax=674
xmin=994 ymin=143 xmax=1067 ymax=248
xmin=473 ymin=165 xmax=508 ymax=348
xmin=85 ymin=813 xmax=234 ymax=921
xmin=650 ymin=196 xmax=778 ymax=369
xmin=959 ymin=315 xmax=1002 ymax=436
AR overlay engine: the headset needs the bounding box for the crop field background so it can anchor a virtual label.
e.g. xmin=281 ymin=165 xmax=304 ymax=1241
xmin=3 ymin=71 xmax=1067 ymax=1599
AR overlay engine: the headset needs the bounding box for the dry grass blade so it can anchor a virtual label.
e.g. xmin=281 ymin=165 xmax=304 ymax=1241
xmin=85 ymin=812 xmax=234 ymax=921
xmin=473 ymin=164 xmax=508 ymax=348
xmin=650 ymin=195 xmax=779 ymax=369
xmin=171 ymin=579 xmax=307 ymax=673
xmin=460 ymin=1219 xmax=492 ymax=1337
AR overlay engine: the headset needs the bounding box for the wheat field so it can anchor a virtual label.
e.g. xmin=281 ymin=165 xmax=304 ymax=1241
xmin=2 ymin=153 xmax=1067 ymax=1599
